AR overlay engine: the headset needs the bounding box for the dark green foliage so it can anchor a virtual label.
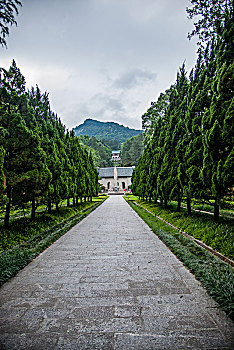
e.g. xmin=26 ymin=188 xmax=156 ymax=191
xmin=133 ymin=10 xmax=234 ymax=220
xmin=125 ymin=197 xmax=234 ymax=320
xmin=73 ymin=118 xmax=143 ymax=143
xmin=142 ymin=87 xmax=172 ymax=145
xmin=78 ymin=135 xmax=112 ymax=167
xmin=101 ymin=138 xmax=121 ymax=150
xmin=0 ymin=0 xmax=22 ymax=47
xmin=0 ymin=60 xmax=99 ymax=226
xmin=186 ymin=0 xmax=233 ymax=46
xmin=0 ymin=146 xmax=4 ymax=204
xmin=0 ymin=61 xmax=51 ymax=226
xmin=76 ymin=122 xmax=144 ymax=168
xmin=121 ymin=134 xmax=144 ymax=166
xmin=79 ymin=133 xmax=144 ymax=168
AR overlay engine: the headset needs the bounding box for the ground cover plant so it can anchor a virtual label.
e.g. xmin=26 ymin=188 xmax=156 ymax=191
xmin=0 ymin=195 xmax=107 ymax=286
xmin=170 ymin=200 xmax=234 ymax=219
xmin=125 ymin=195 xmax=234 ymax=320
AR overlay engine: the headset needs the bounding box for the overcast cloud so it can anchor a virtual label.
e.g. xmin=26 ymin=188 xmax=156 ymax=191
xmin=1 ymin=0 xmax=197 ymax=129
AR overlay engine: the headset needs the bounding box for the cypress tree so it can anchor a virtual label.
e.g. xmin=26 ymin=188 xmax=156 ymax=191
xmin=0 ymin=146 xmax=5 ymax=203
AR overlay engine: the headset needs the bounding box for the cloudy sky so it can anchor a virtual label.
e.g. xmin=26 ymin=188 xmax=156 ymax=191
xmin=1 ymin=0 xmax=198 ymax=130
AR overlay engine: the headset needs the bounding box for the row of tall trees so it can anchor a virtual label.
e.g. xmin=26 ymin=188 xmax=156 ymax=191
xmin=132 ymin=0 xmax=233 ymax=221
xmin=0 ymin=60 xmax=99 ymax=228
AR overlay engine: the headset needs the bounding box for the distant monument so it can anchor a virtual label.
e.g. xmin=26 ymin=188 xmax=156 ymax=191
xmin=98 ymin=150 xmax=134 ymax=194
xmin=111 ymin=150 xmax=121 ymax=164
xmin=97 ymin=166 xmax=135 ymax=193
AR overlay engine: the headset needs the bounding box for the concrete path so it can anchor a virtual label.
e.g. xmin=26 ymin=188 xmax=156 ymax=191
xmin=0 ymin=196 xmax=233 ymax=350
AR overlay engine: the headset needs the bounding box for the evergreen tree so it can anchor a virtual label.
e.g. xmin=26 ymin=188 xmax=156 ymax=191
xmin=0 ymin=0 xmax=22 ymax=47
xmin=0 ymin=60 xmax=99 ymax=224
xmin=142 ymin=88 xmax=172 ymax=145
xmin=132 ymin=0 xmax=233 ymax=223
xmin=0 ymin=61 xmax=51 ymax=225
xmin=0 ymin=145 xmax=5 ymax=203
xmin=201 ymin=62 xmax=234 ymax=219
xmin=0 ymin=110 xmax=48 ymax=226
xmin=187 ymin=0 xmax=233 ymax=45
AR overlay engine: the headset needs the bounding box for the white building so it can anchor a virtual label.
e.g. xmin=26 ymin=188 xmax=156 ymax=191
xmin=111 ymin=150 xmax=121 ymax=163
xmin=98 ymin=166 xmax=134 ymax=193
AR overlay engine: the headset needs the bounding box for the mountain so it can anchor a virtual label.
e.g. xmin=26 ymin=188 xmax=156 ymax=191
xmin=78 ymin=135 xmax=112 ymax=168
xmin=78 ymin=134 xmax=144 ymax=168
xmin=121 ymin=134 xmax=144 ymax=166
xmin=73 ymin=118 xmax=143 ymax=144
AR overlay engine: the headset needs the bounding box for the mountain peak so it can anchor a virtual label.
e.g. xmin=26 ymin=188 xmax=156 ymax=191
xmin=73 ymin=118 xmax=142 ymax=143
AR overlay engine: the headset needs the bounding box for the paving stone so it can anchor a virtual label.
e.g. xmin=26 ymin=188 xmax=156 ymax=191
xmin=55 ymin=333 xmax=114 ymax=350
xmin=114 ymin=305 xmax=141 ymax=318
xmin=55 ymin=296 xmax=136 ymax=309
xmin=129 ymin=279 xmax=191 ymax=294
xmin=0 ymin=195 xmax=233 ymax=349
xmin=0 ymin=333 xmax=58 ymax=350
xmin=69 ymin=306 xmax=114 ymax=320
xmin=140 ymin=301 xmax=211 ymax=317
xmin=0 ymin=296 xmax=58 ymax=310
xmin=40 ymin=316 xmax=143 ymax=334
xmin=142 ymin=314 xmax=218 ymax=333
xmin=114 ymin=333 xmax=233 ymax=350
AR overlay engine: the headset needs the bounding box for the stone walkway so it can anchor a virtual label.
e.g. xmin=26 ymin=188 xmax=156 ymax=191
xmin=0 ymin=196 xmax=233 ymax=350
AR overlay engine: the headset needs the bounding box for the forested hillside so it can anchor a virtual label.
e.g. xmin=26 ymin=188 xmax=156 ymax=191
xmin=78 ymin=134 xmax=144 ymax=168
xmin=72 ymin=111 xmax=144 ymax=168
xmin=0 ymin=61 xmax=99 ymax=228
xmin=121 ymin=134 xmax=144 ymax=166
xmin=73 ymin=118 xmax=143 ymax=143
xmin=132 ymin=0 xmax=233 ymax=221
xmin=78 ymin=135 xmax=112 ymax=167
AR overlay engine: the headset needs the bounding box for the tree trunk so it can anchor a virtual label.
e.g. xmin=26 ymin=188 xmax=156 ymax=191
xmin=177 ymin=197 xmax=181 ymax=212
xmin=48 ymin=201 xmax=52 ymax=214
xmin=187 ymin=197 xmax=191 ymax=216
xmin=31 ymin=197 xmax=36 ymax=220
xmin=56 ymin=202 xmax=59 ymax=212
xmin=214 ymin=198 xmax=219 ymax=221
xmin=76 ymin=196 xmax=78 ymax=205
xmin=67 ymin=198 xmax=70 ymax=207
xmin=160 ymin=197 xmax=163 ymax=206
xmin=73 ymin=196 xmax=76 ymax=206
xmin=80 ymin=197 xmax=82 ymax=203
xmin=4 ymin=186 xmax=11 ymax=228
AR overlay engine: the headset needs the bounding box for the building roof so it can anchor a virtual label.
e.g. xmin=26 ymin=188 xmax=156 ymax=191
xmin=112 ymin=150 xmax=121 ymax=154
xmin=98 ymin=167 xmax=134 ymax=178
xmin=98 ymin=167 xmax=114 ymax=178
xmin=117 ymin=167 xmax=134 ymax=177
